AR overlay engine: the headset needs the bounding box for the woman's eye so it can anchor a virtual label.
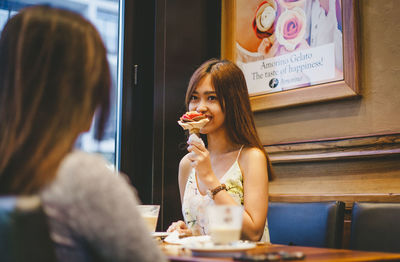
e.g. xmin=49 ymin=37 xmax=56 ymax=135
xmin=208 ymin=96 xmax=217 ymax=101
xmin=190 ymin=95 xmax=198 ymax=101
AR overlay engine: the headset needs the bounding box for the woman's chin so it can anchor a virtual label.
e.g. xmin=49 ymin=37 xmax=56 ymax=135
xmin=199 ymin=127 xmax=209 ymax=135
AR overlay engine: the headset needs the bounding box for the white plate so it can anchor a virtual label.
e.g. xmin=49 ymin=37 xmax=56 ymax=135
xmin=184 ymin=241 xmax=256 ymax=257
xmin=152 ymin=232 xmax=170 ymax=238
xmin=164 ymin=233 xmax=211 ymax=245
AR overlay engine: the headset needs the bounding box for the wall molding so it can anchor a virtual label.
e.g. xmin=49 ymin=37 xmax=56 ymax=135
xmin=264 ymin=132 xmax=400 ymax=164
xmin=269 ymin=193 xmax=400 ymax=210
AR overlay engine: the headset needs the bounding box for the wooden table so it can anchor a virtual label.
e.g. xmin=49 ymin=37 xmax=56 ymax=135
xmin=162 ymin=243 xmax=400 ymax=262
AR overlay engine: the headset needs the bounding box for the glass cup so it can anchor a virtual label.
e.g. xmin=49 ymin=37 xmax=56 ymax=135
xmin=137 ymin=205 xmax=160 ymax=232
xmin=207 ymin=205 xmax=244 ymax=245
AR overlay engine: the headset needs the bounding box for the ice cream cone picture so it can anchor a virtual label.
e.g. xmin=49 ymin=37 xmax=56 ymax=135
xmin=252 ymin=0 xmax=277 ymax=39
xmin=178 ymin=111 xmax=209 ymax=135
xmin=275 ymin=7 xmax=306 ymax=51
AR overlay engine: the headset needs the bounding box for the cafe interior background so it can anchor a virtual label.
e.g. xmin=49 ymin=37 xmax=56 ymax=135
xmin=1 ymin=0 xmax=399 ymax=248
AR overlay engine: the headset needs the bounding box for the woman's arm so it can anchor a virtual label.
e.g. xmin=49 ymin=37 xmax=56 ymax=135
xmin=167 ymin=154 xmax=193 ymax=234
xmin=188 ymin=142 xmax=269 ymax=241
xmin=239 ymin=147 xmax=269 ymax=241
xmin=178 ymin=154 xmax=192 ymax=201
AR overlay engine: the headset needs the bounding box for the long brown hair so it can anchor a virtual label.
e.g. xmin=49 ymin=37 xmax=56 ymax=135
xmin=185 ymin=59 xmax=273 ymax=180
xmin=0 ymin=6 xmax=111 ymax=194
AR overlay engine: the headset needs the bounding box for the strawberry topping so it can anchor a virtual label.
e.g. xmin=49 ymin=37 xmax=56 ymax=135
xmin=180 ymin=111 xmax=206 ymax=122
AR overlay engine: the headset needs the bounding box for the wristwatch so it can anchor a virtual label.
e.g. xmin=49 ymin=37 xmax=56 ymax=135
xmin=206 ymin=184 xmax=227 ymax=199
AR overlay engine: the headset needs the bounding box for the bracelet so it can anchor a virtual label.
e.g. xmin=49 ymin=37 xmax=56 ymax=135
xmin=206 ymin=184 xmax=227 ymax=199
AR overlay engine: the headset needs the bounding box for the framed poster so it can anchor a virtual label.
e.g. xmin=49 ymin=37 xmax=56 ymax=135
xmin=221 ymin=0 xmax=359 ymax=111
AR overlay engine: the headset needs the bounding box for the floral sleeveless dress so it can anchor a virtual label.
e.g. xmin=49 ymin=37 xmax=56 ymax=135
xmin=181 ymin=146 xmax=270 ymax=242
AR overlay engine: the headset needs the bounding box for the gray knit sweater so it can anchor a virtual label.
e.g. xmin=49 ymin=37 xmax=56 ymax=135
xmin=40 ymin=150 xmax=166 ymax=262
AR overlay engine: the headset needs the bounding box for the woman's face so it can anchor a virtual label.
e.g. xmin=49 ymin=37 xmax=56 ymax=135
xmin=188 ymin=75 xmax=225 ymax=135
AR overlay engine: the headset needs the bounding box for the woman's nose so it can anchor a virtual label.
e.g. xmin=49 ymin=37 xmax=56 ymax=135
xmin=196 ymin=103 xmax=207 ymax=113
xmin=193 ymin=99 xmax=207 ymax=113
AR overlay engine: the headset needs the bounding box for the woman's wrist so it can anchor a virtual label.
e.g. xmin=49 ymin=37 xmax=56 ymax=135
xmin=202 ymin=173 xmax=220 ymax=189
xmin=206 ymin=184 xmax=227 ymax=199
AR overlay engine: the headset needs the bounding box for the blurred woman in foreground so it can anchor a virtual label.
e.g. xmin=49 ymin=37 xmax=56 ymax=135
xmin=0 ymin=5 xmax=165 ymax=262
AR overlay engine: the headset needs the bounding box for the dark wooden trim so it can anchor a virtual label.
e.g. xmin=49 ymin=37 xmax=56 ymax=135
xmin=119 ymin=0 xmax=135 ymax=178
xmin=153 ymin=0 xmax=166 ymax=229
xmin=265 ymin=133 xmax=400 ymax=164
xmin=120 ymin=0 xmax=157 ymax=205
xmin=269 ymin=193 xmax=400 ymax=210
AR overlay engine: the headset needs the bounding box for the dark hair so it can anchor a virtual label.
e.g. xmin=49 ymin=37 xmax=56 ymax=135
xmin=0 ymin=6 xmax=111 ymax=194
xmin=185 ymin=59 xmax=273 ymax=180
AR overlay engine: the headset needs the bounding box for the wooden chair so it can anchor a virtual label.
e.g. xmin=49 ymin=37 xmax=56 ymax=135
xmin=350 ymin=202 xmax=400 ymax=253
xmin=0 ymin=196 xmax=57 ymax=262
xmin=268 ymin=201 xmax=345 ymax=248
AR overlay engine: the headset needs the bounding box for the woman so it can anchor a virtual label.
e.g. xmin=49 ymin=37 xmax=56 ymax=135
xmin=0 ymin=6 xmax=166 ymax=262
xmin=168 ymin=59 xmax=272 ymax=242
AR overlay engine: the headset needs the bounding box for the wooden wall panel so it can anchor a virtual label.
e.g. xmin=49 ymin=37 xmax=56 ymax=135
xmin=266 ymin=133 xmax=400 ymax=197
xmin=265 ymin=133 xmax=400 ymax=248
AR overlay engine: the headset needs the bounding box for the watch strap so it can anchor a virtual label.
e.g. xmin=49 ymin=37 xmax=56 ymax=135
xmin=208 ymin=184 xmax=227 ymax=199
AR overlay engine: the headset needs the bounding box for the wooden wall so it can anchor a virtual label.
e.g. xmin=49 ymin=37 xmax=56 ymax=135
xmin=254 ymin=0 xmax=400 ymax=248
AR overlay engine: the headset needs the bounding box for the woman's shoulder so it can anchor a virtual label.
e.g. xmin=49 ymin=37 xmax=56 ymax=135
xmin=179 ymin=153 xmax=193 ymax=178
xmin=179 ymin=153 xmax=192 ymax=169
xmin=42 ymin=150 xmax=134 ymax=204
xmin=238 ymin=146 xmax=268 ymax=180
xmin=240 ymin=146 xmax=266 ymax=161
xmin=238 ymin=146 xmax=267 ymax=169
xmin=57 ymin=151 xmax=119 ymax=182
xmin=62 ymin=150 xmax=112 ymax=169
xmin=178 ymin=153 xmax=194 ymax=198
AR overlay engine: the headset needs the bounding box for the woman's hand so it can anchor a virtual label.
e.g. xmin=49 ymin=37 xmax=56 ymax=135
xmin=187 ymin=140 xmax=218 ymax=187
xmin=167 ymin=220 xmax=192 ymax=235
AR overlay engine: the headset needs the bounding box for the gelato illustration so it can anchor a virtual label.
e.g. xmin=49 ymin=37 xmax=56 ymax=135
xmin=252 ymin=0 xmax=277 ymax=39
xmin=275 ymin=7 xmax=306 ymax=51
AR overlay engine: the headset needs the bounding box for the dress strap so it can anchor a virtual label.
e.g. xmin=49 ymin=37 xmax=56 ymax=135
xmin=236 ymin=145 xmax=244 ymax=162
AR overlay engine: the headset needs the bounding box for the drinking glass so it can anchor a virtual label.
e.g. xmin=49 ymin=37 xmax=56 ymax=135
xmin=207 ymin=205 xmax=243 ymax=244
xmin=137 ymin=205 xmax=160 ymax=232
